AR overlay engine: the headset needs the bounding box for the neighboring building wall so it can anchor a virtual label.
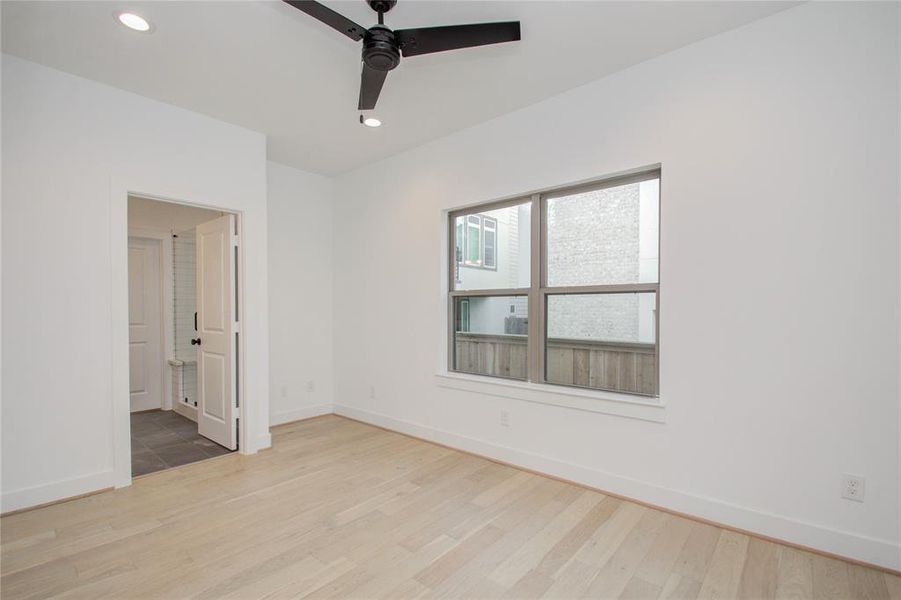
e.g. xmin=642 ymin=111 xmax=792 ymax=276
xmin=546 ymin=184 xmax=640 ymax=286
xmin=546 ymin=179 xmax=658 ymax=342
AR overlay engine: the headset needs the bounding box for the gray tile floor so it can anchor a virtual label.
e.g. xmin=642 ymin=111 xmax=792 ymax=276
xmin=131 ymin=410 xmax=232 ymax=476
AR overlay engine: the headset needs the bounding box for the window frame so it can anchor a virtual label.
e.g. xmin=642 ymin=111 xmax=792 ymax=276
xmin=447 ymin=168 xmax=660 ymax=398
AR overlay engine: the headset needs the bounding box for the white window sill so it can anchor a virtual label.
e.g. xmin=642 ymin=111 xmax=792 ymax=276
xmin=435 ymin=372 xmax=666 ymax=423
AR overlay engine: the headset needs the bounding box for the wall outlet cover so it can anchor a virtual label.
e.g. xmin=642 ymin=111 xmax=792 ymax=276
xmin=841 ymin=474 xmax=865 ymax=502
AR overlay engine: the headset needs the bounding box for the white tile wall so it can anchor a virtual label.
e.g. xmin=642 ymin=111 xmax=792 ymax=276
xmin=173 ymin=229 xmax=197 ymax=405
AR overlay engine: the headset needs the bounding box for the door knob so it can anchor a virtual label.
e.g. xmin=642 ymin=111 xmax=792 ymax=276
xmin=191 ymin=338 xmax=202 ymax=346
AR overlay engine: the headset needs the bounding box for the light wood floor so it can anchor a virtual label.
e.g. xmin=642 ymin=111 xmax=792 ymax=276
xmin=2 ymin=416 xmax=899 ymax=599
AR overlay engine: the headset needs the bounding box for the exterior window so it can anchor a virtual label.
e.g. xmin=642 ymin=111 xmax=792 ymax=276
xmin=448 ymin=169 xmax=660 ymax=397
xmin=483 ymin=218 xmax=497 ymax=268
xmin=454 ymin=214 xmax=499 ymax=270
xmin=465 ymin=215 xmax=481 ymax=265
xmin=458 ymin=299 xmax=470 ymax=332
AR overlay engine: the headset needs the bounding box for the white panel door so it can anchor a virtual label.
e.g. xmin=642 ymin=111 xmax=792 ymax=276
xmin=195 ymin=214 xmax=237 ymax=449
xmin=128 ymin=238 xmax=163 ymax=412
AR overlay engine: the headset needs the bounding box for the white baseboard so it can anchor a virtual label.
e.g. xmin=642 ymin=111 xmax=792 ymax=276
xmin=270 ymin=404 xmax=333 ymax=426
xmin=173 ymin=402 xmax=197 ymax=422
xmin=1 ymin=470 xmax=117 ymax=514
xmin=333 ymin=404 xmax=901 ymax=572
xmin=249 ymin=433 xmax=272 ymax=454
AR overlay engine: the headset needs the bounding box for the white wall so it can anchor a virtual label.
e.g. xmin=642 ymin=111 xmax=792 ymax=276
xmin=267 ymin=161 xmax=334 ymax=425
xmin=128 ymin=196 xmax=223 ymax=232
xmin=1 ymin=55 xmax=271 ymax=512
xmin=333 ymin=2 xmax=901 ymax=570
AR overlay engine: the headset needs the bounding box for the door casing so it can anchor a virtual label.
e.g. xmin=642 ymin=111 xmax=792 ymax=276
xmin=115 ymin=190 xmax=247 ymax=487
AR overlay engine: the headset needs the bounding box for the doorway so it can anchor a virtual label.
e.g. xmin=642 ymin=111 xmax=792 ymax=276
xmin=127 ymin=195 xmax=241 ymax=476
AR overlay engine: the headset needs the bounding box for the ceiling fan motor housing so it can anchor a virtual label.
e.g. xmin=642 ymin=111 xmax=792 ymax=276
xmin=363 ymin=25 xmax=400 ymax=71
xmin=367 ymin=0 xmax=397 ymax=13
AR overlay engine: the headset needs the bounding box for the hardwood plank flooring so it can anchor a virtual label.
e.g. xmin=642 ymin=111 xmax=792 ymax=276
xmin=1 ymin=415 xmax=898 ymax=599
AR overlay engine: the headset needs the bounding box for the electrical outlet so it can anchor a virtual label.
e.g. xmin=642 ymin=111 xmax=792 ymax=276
xmin=369 ymin=385 xmax=376 ymax=399
xmin=841 ymin=474 xmax=865 ymax=502
xmin=306 ymin=380 xmax=315 ymax=393
xmin=500 ymin=409 xmax=510 ymax=427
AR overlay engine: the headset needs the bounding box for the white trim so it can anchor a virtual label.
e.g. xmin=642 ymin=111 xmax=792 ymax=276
xmin=111 ymin=178 xmax=256 ymax=491
xmin=0 ymin=470 xmax=116 ymax=514
xmin=435 ymin=372 xmax=666 ymax=423
xmin=270 ymin=404 xmax=334 ymax=426
xmin=333 ymin=404 xmax=901 ymax=572
xmin=174 ymin=401 xmax=198 ymax=422
xmin=128 ymin=227 xmax=174 ymax=411
xmin=255 ymin=433 xmax=272 ymax=450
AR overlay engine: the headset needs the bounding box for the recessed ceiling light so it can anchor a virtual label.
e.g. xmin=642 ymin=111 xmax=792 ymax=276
xmin=116 ymin=12 xmax=151 ymax=32
xmin=361 ymin=116 xmax=382 ymax=128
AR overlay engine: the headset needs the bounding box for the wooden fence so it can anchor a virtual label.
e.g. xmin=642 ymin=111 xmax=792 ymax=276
xmin=454 ymin=332 xmax=657 ymax=396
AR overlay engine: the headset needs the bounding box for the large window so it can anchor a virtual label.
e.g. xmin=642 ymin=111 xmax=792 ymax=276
xmin=448 ymin=170 xmax=659 ymax=396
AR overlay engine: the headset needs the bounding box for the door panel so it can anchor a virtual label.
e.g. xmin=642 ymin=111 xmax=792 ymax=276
xmin=202 ymin=353 xmax=226 ymax=420
xmin=128 ymin=238 xmax=162 ymax=412
xmin=196 ymin=214 xmax=237 ymax=449
xmin=201 ymin=231 xmax=226 ymax=332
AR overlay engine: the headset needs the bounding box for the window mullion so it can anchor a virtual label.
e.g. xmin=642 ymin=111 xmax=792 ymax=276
xmin=528 ymin=193 xmax=543 ymax=383
xmin=449 ymin=288 xmax=529 ymax=297
xmin=447 ymin=214 xmax=456 ymax=372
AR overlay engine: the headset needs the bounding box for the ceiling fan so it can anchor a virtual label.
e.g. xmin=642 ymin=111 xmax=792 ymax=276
xmin=283 ymin=0 xmax=521 ymax=111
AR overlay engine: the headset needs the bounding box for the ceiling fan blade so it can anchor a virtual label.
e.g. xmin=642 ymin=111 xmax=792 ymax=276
xmin=358 ymin=64 xmax=388 ymax=110
xmin=395 ymin=21 xmax=521 ymax=57
xmin=282 ymin=0 xmax=366 ymax=41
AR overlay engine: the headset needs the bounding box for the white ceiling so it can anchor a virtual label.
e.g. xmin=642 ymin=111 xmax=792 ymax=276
xmin=2 ymin=1 xmax=794 ymax=175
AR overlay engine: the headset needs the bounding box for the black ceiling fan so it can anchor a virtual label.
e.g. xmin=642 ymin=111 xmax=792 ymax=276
xmin=283 ymin=0 xmax=521 ymax=111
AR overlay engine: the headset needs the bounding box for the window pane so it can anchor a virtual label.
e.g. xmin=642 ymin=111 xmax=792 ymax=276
xmin=459 ymin=299 xmax=470 ymax=332
xmin=546 ymin=178 xmax=659 ymax=286
xmin=466 ymin=216 xmax=481 ymax=264
xmin=545 ymin=292 xmax=657 ymax=395
xmin=452 ymin=202 xmax=531 ymax=290
xmin=453 ymin=295 xmax=528 ymax=380
xmin=483 ymin=219 xmax=497 ymax=269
